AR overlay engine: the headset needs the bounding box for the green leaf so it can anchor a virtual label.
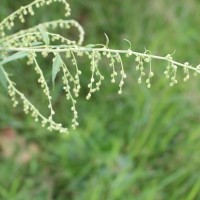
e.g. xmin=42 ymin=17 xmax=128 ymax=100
xmin=1 ymin=52 xmax=28 ymax=65
xmin=39 ymin=26 xmax=50 ymax=46
xmin=52 ymin=53 xmax=62 ymax=88
xmin=0 ymin=65 xmax=7 ymax=89
xmin=31 ymin=42 xmax=43 ymax=46
xmin=84 ymin=44 xmax=105 ymax=48
xmin=84 ymin=44 xmax=97 ymax=48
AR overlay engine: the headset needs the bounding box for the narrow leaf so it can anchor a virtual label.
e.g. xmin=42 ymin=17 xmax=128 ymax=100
xmin=84 ymin=44 xmax=97 ymax=48
xmin=52 ymin=53 xmax=62 ymax=88
xmin=1 ymin=52 xmax=28 ymax=65
xmin=31 ymin=42 xmax=43 ymax=46
xmin=39 ymin=26 xmax=50 ymax=46
xmin=0 ymin=65 xmax=8 ymax=89
xmin=84 ymin=44 xmax=105 ymax=48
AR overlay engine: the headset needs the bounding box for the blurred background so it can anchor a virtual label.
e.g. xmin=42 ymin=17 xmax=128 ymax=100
xmin=0 ymin=0 xmax=200 ymax=199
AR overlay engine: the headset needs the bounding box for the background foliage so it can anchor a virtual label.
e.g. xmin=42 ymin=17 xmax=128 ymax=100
xmin=0 ymin=0 xmax=200 ymax=199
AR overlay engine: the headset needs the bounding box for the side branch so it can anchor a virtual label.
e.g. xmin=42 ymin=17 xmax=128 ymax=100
xmin=0 ymin=46 xmax=200 ymax=74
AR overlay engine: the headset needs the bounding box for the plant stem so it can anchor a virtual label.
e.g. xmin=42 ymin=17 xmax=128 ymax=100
xmin=0 ymin=46 xmax=199 ymax=73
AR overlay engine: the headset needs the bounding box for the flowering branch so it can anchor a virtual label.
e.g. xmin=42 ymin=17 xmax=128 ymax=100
xmin=0 ymin=0 xmax=199 ymax=133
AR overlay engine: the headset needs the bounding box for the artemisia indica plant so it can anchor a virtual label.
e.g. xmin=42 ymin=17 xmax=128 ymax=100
xmin=0 ymin=0 xmax=199 ymax=133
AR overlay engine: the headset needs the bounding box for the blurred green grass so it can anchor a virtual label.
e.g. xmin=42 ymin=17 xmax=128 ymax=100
xmin=0 ymin=0 xmax=200 ymax=199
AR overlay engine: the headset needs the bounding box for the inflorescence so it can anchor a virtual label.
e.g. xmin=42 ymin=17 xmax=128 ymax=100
xmin=0 ymin=0 xmax=200 ymax=133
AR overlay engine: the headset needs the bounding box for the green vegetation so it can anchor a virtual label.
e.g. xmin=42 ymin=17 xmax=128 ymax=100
xmin=0 ymin=0 xmax=200 ymax=199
